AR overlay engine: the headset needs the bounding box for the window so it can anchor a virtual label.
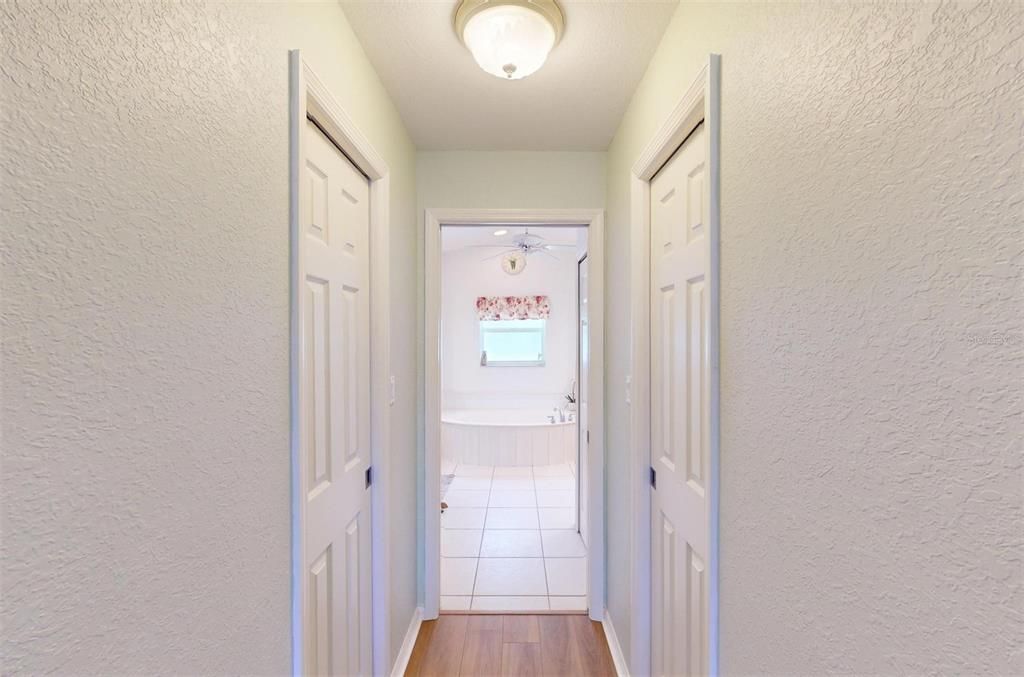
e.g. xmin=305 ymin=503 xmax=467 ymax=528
xmin=480 ymin=319 xmax=546 ymax=366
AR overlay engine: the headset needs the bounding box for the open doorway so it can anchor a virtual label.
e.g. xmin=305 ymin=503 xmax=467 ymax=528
xmin=437 ymin=224 xmax=587 ymax=612
xmin=424 ymin=209 xmax=605 ymax=621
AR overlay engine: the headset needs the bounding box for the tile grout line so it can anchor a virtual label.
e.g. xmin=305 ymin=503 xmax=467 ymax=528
xmin=533 ymin=467 xmax=551 ymax=609
xmin=448 ymin=465 xmax=583 ymax=611
xmin=469 ymin=465 xmax=494 ymax=609
xmin=533 ymin=463 xmax=550 ymax=610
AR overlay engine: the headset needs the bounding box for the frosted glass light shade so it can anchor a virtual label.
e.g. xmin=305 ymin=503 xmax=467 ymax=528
xmin=462 ymin=5 xmax=557 ymax=80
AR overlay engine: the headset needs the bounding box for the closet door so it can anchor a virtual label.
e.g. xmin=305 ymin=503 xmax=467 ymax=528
xmin=650 ymin=123 xmax=710 ymax=677
xmin=299 ymin=118 xmax=372 ymax=677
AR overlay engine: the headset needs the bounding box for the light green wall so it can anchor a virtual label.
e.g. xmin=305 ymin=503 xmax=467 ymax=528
xmin=285 ymin=5 xmax=420 ymax=667
xmin=604 ymin=2 xmax=1022 ymax=674
xmin=417 ymin=151 xmax=606 ymax=210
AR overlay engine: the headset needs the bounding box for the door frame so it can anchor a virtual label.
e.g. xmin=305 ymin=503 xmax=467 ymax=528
xmin=289 ymin=51 xmax=393 ymax=675
xmin=576 ymin=252 xmax=588 ymax=541
xmin=424 ymin=208 xmax=606 ymax=621
xmin=628 ymin=54 xmax=721 ymax=676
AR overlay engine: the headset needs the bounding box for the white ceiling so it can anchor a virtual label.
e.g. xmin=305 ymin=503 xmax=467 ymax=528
xmin=442 ymin=225 xmax=583 ymax=252
xmin=340 ymin=0 xmax=679 ymax=151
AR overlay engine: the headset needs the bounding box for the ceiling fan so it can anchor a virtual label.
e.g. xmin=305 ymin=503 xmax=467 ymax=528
xmin=468 ymin=228 xmax=576 ymax=261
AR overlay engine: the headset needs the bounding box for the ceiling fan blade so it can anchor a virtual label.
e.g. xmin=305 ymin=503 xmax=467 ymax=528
xmin=533 ymin=247 xmax=560 ymax=260
xmin=481 ymin=249 xmax=514 ymax=261
xmin=516 ymin=228 xmax=546 ymax=243
xmin=463 ymin=244 xmax=516 ymax=249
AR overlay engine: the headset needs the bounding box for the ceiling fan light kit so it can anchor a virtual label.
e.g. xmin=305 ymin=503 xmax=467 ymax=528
xmin=501 ymin=251 xmax=527 ymax=275
xmin=467 ymin=228 xmax=577 ymax=274
xmin=455 ymin=0 xmax=564 ymax=80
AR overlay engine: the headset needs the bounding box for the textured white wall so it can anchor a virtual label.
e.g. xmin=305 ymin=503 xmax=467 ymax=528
xmin=604 ymin=2 xmax=1023 ymax=673
xmin=0 ymin=1 xmax=418 ymax=673
xmin=441 ymin=246 xmax=578 ymax=411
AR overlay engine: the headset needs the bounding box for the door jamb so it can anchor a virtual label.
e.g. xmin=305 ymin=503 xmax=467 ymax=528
xmin=424 ymin=208 xmax=606 ymax=622
xmin=628 ymin=53 xmax=721 ymax=676
xmin=289 ymin=51 xmax=393 ymax=676
xmin=576 ymin=252 xmax=588 ymax=539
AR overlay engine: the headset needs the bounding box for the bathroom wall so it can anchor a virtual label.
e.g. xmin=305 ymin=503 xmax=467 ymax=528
xmin=1 ymin=1 xmax=418 ymax=673
xmin=441 ymin=240 xmax=582 ymax=412
xmin=603 ymin=2 xmax=1023 ymax=674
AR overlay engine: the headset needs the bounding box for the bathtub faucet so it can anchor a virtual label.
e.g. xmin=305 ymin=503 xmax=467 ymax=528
xmin=553 ymin=406 xmax=566 ymax=423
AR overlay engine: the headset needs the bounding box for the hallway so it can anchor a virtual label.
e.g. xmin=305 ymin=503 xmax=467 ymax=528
xmin=405 ymin=614 xmax=615 ymax=676
xmin=3 ymin=0 xmax=1021 ymax=675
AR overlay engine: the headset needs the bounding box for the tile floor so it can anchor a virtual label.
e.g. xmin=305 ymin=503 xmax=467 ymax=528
xmin=440 ymin=462 xmax=587 ymax=612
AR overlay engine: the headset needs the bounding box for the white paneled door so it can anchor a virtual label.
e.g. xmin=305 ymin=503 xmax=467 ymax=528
xmin=300 ymin=119 xmax=372 ymax=677
xmin=650 ymin=122 xmax=710 ymax=677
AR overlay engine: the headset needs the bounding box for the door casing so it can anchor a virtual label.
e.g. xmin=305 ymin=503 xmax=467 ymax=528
xmin=577 ymin=254 xmax=589 ymax=547
xmin=289 ymin=51 xmax=393 ymax=676
xmin=423 ymin=208 xmax=606 ymax=622
xmin=628 ymin=54 xmax=722 ymax=676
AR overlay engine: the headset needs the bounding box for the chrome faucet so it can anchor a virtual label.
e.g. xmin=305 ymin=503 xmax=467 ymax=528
xmin=553 ymin=406 xmax=566 ymax=423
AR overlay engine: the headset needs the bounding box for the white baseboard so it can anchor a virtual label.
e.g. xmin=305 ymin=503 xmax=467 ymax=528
xmin=390 ymin=606 xmax=423 ymax=677
xmin=602 ymin=611 xmax=629 ymax=677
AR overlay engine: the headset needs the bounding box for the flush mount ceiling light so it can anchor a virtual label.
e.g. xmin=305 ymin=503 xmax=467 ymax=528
xmin=455 ymin=0 xmax=564 ymax=80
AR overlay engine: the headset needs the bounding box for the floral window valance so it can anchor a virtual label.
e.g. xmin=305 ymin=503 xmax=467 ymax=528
xmin=476 ymin=295 xmax=551 ymax=321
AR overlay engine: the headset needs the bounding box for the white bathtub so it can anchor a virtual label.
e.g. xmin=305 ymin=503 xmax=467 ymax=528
xmin=442 ymin=409 xmax=577 ymax=467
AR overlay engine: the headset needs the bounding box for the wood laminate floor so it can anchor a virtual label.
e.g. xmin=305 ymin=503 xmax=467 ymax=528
xmin=405 ymin=614 xmax=616 ymax=676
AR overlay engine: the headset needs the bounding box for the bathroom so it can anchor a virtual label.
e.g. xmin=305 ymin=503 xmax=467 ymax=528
xmin=438 ymin=224 xmax=589 ymax=612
